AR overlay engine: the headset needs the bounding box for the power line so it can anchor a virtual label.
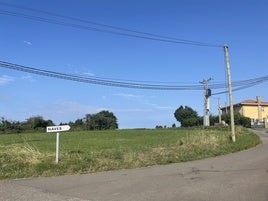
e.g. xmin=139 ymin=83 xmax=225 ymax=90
xmin=0 ymin=1 xmax=221 ymax=47
xmin=1 ymin=61 xmax=268 ymax=92
xmin=0 ymin=61 xmax=203 ymax=90
xmin=0 ymin=3 xmax=222 ymax=47
xmin=0 ymin=9 xmax=216 ymax=47
xmin=213 ymin=79 xmax=268 ymax=95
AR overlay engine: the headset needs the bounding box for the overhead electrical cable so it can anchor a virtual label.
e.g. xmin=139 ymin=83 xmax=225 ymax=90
xmin=0 ymin=9 xmax=215 ymax=47
xmin=212 ymin=77 xmax=268 ymax=95
xmin=0 ymin=4 xmax=221 ymax=47
xmin=0 ymin=1 xmax=221 ymax=47
xmin=1 ymin=61 xmax=268 ymax=93
xmin=0 ymin=61 xmax=204 ymax=90
xmin=1 ymin=3 xmax=266 ymax=93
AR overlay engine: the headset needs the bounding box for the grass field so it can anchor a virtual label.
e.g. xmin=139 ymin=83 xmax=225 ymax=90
xmin=0 ymin=126 xmax=261 ymax=180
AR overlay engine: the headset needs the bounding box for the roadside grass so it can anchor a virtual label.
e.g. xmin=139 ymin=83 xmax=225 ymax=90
xmin=0 ymin=126 xmax=260 ymax=180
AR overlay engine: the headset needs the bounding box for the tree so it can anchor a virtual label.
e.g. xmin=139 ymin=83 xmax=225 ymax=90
xmin=73 ymin=118 xmax=84 ymax=130
xmin=174 ymin=106 xmax=200 ymax=127
xmin=182 ymin=117 xmax=199 ymax=127
xmin=84 ymin=110 xmax=118 ymax=130
xmin=0 ymin=118 xmax=22 ymax=134
xmin=155 ymin=125 xmax=163 ymax=129
xmin=22 ymin=116 xmax=54 ymax=131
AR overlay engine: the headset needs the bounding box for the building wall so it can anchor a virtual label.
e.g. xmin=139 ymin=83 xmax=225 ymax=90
xmin=261 ymin=106 xmax=268 ymax=120
xmin=234 ymin=106 xmax=242 ymax=114
xmin=222 ymin=97 xmax=268 ymax=128
xmin=240 ymin=105 xmax=268 ymax=121
xmin=241 ymin=105 xmax=259 ymax=119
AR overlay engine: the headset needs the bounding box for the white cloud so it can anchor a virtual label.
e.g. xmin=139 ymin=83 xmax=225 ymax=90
xmin=114 ymin=108 xmax=153 ymax=113
xmin=54 ymin=100 xmax=99 ymax=113
xmin=154 ymin=106 xmax=173 ymax=110
xmin=114 ymin=93 xmax=142 ymax=100
xmin=1 ymin=100 xmax=112 ymax=125
xmin=23 ymin=40 xmax=32 ymax=45
xmin=0 ymin=74 xmax=36 ymax=85
xmin=21 ymin=74 xmax=35 ymax=82
xmin=0 ymin=75 xmax=14 ymax=85
xmin=114 ymin=93 xmax=172 ymax=110
xmin=24 ymin=100 xmax=101 ymax=124
xmin=83 ymin=72 xmax=95 ymax=76
xmin=66 ymin=64 xmax=95 ymax=77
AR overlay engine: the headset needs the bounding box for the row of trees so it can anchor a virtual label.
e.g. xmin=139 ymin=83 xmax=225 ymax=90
xmin=1 ymin=105 xmax=251 ymax=134
xmin=0 ymin=110 xmax=118 ymax=134
xmin=174 ymin=105 xmax=251 ymax=128
xmin=0 ymin=116 xmax=54 ymax=134
xmin=69 ymin=110 xmax=118 ymax=131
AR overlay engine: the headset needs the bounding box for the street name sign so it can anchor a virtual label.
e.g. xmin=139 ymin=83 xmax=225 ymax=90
xmin=46 ymin=125 xmax=71 ymax=133
xmin=46 ymin=125 xmax=71 ymax=164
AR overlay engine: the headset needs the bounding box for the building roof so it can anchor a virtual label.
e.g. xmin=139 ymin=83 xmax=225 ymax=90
xmin=240 ymin=99 xmax=268 ymax=106
xmin=221 ymin=99 xmax=268 ymax=109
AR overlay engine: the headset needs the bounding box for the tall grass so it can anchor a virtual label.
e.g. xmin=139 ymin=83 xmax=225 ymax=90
xmin=0 ymin=126 xmax=260 ymax=179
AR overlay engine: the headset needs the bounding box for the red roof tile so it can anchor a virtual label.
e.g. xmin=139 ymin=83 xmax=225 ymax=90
xmin=240 ymin=99 xmax=268 ymax=106
xmin=221 ymin=98 xmax=268 ymax=109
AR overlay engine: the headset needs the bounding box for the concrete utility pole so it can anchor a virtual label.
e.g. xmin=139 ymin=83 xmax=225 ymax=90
xmin=200 ymin=78 xmax=212 ymax=126
xmin=224 ymin=44 xmax=236 ymax=142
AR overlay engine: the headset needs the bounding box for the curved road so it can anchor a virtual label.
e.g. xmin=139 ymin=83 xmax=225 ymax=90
xmin=1 ymin=129 xmax=268 ymax=201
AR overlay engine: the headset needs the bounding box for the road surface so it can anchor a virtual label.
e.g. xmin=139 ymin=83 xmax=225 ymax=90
xmin=1 ymin=129 xmax=268 ymax=201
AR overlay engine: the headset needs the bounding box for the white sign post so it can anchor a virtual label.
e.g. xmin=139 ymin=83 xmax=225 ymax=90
xmin=46 ymin=125 xmax=71 ymax=164
xmin=56 ymin=132 xmax=60 ymax=164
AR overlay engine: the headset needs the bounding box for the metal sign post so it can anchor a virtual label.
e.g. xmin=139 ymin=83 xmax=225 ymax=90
xmin=56 ymin=132 xmax=60 ymax=164
xmin=46 ymin=125 xmax=71 ymax=164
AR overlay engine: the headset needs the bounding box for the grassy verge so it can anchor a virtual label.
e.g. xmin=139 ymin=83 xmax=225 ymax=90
xmin=0 ymin=126 xmax=260 ymax=180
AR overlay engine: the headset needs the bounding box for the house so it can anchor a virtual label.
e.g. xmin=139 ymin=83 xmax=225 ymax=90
xmin=221 ymin=96 xmax=268 ymax=128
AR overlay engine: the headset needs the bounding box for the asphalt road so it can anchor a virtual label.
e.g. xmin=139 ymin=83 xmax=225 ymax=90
xmin=1 ymin=129 xmax=268 ymax=201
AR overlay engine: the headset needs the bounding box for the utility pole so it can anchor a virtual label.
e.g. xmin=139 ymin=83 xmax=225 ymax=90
xmin=200 ymin=78 xmax=212 ymax=127
xmin=224 ymin=44 xmax=236 ymax=142
xmin=218 ymin=98 xmax=222 ymax=124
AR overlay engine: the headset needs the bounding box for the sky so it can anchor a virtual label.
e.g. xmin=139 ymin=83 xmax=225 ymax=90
xmin=0 ymin=0 xmax=268 ymax=128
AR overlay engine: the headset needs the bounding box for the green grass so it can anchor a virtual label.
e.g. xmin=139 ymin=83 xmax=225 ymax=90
xmin=0 ymin=126 xmax=261 ymax=180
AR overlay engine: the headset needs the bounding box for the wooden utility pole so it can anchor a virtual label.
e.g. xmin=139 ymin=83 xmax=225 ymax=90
xmin=218 ymin=98 xmax=222 ymax=124
xmin=224 ymin=44 xmax=236 ymax=142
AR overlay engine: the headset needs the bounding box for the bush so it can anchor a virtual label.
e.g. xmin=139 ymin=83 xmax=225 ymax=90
xmin=174 ymin=106 xmax=201 ymax=127
xmin=238 ymin=116 xmax=251 ymax=128
xmin=222 ymin=113 xmax=251 ymax=128
xmin=181 ymin=118 xmax=200 ymax=127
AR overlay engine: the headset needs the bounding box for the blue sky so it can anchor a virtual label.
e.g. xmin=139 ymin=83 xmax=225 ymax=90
xmin=0 ymin=0 xmax=268 ymax=128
